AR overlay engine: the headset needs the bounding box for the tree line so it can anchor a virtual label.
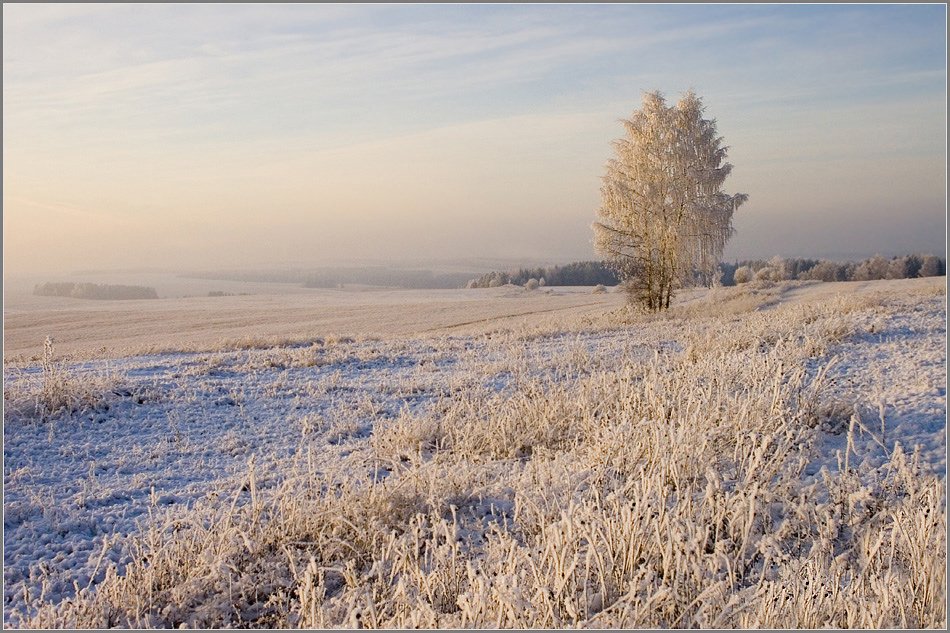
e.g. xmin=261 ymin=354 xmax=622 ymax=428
xmin=302 ymin=268 xmax=473 ymax=289
xmin=34 ymin=282 xmax=159 ymax=300
xmin=723 ymin=253 xmax=945 ymax=285
xmin=185 ymin=267 xmax=474 ymax=289
xmin=466 ymin=253 xmax=944 ymax=290
xmin=465 ymin=261 xmax=619 ymax=288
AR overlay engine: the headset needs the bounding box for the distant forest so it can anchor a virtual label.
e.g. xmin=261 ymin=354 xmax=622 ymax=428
xmin=181 ymin=254 xmax=945 ymax=291
xmin=303 ymin=268 xmax=473 ymax=289
xmin=34 ymin=282 xmax=159 ymax=300
xmin=470 ymin=253 xmax=946 ymax=288
xmin=184 ymin=267 xmax=475 ymax=289
xmin=466 ymin=261 xmax=619 ymax=288
xmin=721 ymin=253 xmax=946 ymax=285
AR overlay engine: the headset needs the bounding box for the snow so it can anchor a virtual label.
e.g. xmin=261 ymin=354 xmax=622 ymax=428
xmin=2 ymin=278 xmax=946 ymax=624
xmin=810 ymin=291 xmax=947 ymax=478
xmin=2 ymin=283 xmax=623 ymax=361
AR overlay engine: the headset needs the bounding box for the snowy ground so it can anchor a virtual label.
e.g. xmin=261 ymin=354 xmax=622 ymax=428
xmin=2 ymin=278 xmax=946 ymax=626
xmin=2 ymin=281 xmax=623 ymax=361
xmin=808 ymin=290 xmax=947 ymax=476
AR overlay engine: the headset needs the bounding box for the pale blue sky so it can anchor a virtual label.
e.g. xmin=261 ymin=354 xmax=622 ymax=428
xmin=3 ymin=3 xmax=946 ymax=274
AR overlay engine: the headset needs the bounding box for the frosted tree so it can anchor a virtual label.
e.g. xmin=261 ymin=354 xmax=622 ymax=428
xmin=886 ymin=256 xmax=910 ymax=280
xmin=803 ymin=260 xmax=845 ymax=282
xmin=918 ymin=254 xmax=942 ymax=277
xmin=733 ymin=265 xmax=753 ymax=284
xmin=753 ymin=255 xmax=788 ymax=283
xmin=853 ymin=254 xmax=890 ymax=281
xmin=593 ymin=91 xmax=747 ymax=310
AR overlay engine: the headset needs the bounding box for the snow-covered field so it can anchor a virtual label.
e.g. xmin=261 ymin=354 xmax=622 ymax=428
xmin=3 ymin=282 xmax=623 ymax=362
xmin=3 ymin=277 xmax=946 ymax=628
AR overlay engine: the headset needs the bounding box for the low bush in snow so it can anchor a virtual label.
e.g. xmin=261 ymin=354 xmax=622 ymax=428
xmin=3 ymin=337 xmax=122 ymax=424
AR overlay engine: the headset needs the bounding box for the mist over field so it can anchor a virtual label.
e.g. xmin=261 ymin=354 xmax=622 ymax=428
xmin=3 ymin=4 xmax=947 ymax=279
xmin=3 ymin=4 xmax=947 ymax=630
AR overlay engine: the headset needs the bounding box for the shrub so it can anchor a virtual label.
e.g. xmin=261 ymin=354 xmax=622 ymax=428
xmin=733 ymin=265 xmax=753 ymax=284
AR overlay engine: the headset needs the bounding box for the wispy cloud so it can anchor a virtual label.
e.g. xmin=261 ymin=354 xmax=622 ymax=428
xmin=2 ymin=4 xmax=945 ymax=274
xmin=4 ymin=196 xmax=120 ymax=224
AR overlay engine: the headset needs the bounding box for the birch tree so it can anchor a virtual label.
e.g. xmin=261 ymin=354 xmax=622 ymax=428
xmin=593 ymin=91 xmax=747 ymax=310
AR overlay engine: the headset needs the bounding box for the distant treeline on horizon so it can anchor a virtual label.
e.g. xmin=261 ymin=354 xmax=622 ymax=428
xmin=184 ymin=267 xmax=475 ymax=289
xmin=34 ymin=282 xmax=159 ymax=300
xmin=466 ymin=261 xmax=619 ymax=288
xmin=471 ymin=253 xmax=946 ymax=288
xmin=721 ymin=253 xmax=945 ymax=285
xmin=179 ymin=253 xmax=945 ymax=291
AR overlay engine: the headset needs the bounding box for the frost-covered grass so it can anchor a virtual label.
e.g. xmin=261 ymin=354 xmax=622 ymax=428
xmin=3 ymin=278 xmax=946 ymax=628
xmin=3 ymin=337 xmax=123 ymax=424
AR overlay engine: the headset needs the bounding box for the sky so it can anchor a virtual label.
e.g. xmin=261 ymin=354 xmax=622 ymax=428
xmin=3 ymin=3 xmax=947 ymax=276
